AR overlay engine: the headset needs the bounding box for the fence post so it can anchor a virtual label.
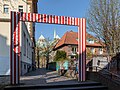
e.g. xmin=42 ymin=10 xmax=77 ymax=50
xmin=96 ymin=66 xmax=97 ymax=72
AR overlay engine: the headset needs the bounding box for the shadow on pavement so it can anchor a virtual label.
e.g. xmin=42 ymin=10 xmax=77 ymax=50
xmin=24 ymin=68 xmax=47 ymax=76
xmin=20 ymin=68 xmax=78 ymax=85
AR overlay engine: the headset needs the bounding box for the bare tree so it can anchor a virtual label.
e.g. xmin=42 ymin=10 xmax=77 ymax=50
xmin=87 ymin=0 xmax=120 ymax=55
xmin=36 ymin=38 xmax=58 ymax=69
xmin=42 ymin=38 xmax=58 ymax=69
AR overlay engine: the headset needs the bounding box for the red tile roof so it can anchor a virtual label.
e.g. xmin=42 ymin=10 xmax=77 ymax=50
xmin=54 ymin=31 xmax=104 ymax=50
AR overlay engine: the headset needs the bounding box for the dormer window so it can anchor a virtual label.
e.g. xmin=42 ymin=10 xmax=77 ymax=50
xmin=87 ymin=39 xmax=94 ymax=44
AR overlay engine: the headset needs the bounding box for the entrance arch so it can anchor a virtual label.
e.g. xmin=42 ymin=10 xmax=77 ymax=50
xmin=10 ymin=11 xmax=86 ymax=85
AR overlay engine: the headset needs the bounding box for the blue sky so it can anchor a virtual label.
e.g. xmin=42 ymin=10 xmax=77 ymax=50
xmin=35 ymin=0 xmax=90 ymax=40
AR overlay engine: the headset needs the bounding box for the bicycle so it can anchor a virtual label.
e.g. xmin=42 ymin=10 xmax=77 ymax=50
xmin=69 ymin=66 xmax=78 ymax=79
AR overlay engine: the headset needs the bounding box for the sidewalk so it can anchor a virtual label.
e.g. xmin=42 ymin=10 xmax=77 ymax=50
xmin=20 ymin=68 xmax=47 ymax=85
xmin=20 ymin=68 xmax=78 ymax=85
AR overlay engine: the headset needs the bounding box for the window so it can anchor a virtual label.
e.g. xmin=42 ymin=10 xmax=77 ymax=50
xmin=71 ymin=56 xmax=74 ymax=59
xmin=99 ymin=48 xmax=103 ymax=54
xmin=87 ymin=39 xmax=94 ymax=44
xmin=72 ymin=47 xmax=77 ymax=54
xmin=23 ymin=32 xmax=26 ymax=56
xmin=29 ymin=43 xmax=30 ymax=58
xmin=91 ymin=48 xmax=95 ymax=54
xmin=27 ymin=39 xmax=28 ymax=57
xmin=24 ymin=64 xmax=26 ymax=69
xmin=18 ymin=5 xmax=23 ymax=12
xmin=3 ymin=4 xmax=9 ymax=14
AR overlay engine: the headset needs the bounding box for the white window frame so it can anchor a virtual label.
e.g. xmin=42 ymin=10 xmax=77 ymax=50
xmin=3 ymin=4 xmax=9 ymax=14
xmin=91 ymin=48 xmax=95 ymax=54
xmin=99 ymin=48 xmax=103 ymax=54
xmin=87 ymin=39 xmax=94 ymax=44
xmin=18 ymin=5 xmax=23 ymax=12
xmin=72 ymin=47 xmax=77 ymax=54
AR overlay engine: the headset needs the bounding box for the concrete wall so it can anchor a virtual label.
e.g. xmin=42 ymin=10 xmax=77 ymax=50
xmin=86 ymin=71 xmax=120 ymax=90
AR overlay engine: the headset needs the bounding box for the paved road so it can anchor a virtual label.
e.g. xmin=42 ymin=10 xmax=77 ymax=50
xmin=20 ymin=68 xmax=78 ymax=85
xmin=3 ymin=68 xmax=109 ymax=90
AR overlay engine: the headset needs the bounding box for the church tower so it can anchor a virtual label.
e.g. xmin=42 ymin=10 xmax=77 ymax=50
xmin=37 ymin=34 xmax=46 ymax=47
xmin=54 ymin=30 xmax=60 ymax=40
xmin=54 ymin=30 xmax=56 ymax=39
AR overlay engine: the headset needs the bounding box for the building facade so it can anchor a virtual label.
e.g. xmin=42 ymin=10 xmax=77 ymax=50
xmin=53 ymin=31 xmax=106 ymax=60
xmin=0 ymin=0 xmax=38 ymax=75
xmin=53 ymin=31 xmax=107 ymax=69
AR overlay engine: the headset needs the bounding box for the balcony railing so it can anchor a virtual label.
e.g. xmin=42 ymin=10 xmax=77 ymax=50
xmin=87 ymin=66 xmax=120 ymax=85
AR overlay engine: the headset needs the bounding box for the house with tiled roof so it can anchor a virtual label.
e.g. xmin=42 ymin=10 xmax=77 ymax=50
xmin=53 ymin=30 xmax=106 ymax=60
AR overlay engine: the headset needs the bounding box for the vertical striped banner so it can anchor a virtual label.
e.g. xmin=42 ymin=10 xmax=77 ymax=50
xmin=75 ymin=18 xmax=79 ymax=26
xmin=52 ymin=15 xmax=55 ymax=24
xmin=49 ymin=15 xmax=52 ymax=24
xmin=22 ymin=12 xmax=26 ymax=21
xmin=78 ymin=18 xmax=86 ymax=81
xmin=33 ymin=13 xmax=36 ymax=22
xmin=10 ymin=11 xmax=20 ymax=85
xmin=55 ymin=16 xmax=58 ymax=24
xmin=18 ymin=12 xmax=20 ymax=84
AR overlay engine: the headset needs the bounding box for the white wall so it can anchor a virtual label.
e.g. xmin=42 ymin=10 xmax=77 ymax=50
xmin=0 ymin=21 xmax=33 ymax=75
xmin=93 ymin=56 xmax=108 ymax=68
xmin=20 ymin=22 xmax=33 ymax=75
xmin=0 ymin=0 xmax=32 ymax=33
xmin=0 ymin=34 xmax=10 ymax=75
xmin=0 ymin=0 xmax=33 ymax=75
xmin=0 ymin=22 xmax=10 ymax=75
xmin=0 ymin=0 xmax=28 ymax=19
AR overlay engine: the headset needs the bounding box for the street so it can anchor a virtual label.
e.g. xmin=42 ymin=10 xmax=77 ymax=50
xmin=4 ymin=68 xmax=108 ymax=90
xmin=20 ymin=68 xmax=78 ymax=85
